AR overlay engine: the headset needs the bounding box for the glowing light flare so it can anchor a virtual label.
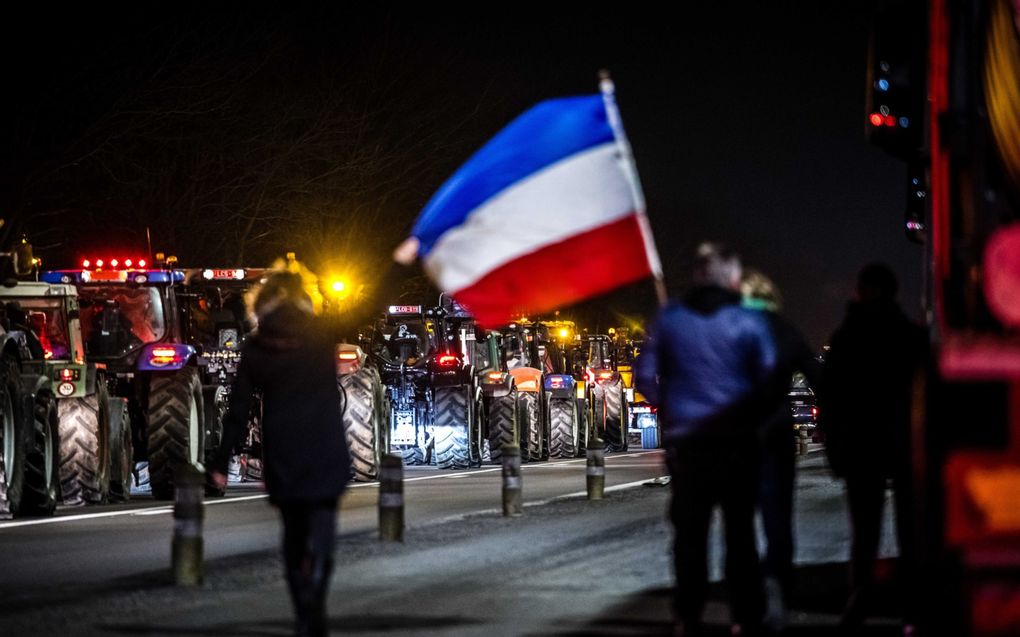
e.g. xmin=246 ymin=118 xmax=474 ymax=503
xmin=487 ymin=371 xmax=503 ymax=381
xmin=869 ymin=113 xmax=884 ymax=127
xmin=437 ymin=354 xmax=458 ymax=367
xmin=337 ymin=351 xmax=359 ymax=361
xmin=95 ymin=259 xmax=104 ymax=268
xmin=110 ymin=259 xmax=119 ymax=268
xmin=82 ymin=260 xmax=91 ymax=268
xmin=138 ymin=259 xmax=147 ymax=268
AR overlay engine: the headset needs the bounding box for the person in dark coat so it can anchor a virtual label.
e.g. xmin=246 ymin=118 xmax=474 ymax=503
xmin=741 ymin=270 xmax=823 ymax=633
xmin=818 ymin=263 xmax=926 ymax=632
xmin=209 ymin=271 xmax=350 ymax=637
xmin=635 ymin=242 xmax=777 ymax=637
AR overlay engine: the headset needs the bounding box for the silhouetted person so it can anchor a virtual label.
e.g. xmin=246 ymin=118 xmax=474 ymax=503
xmin=741 ymin=270 xmax=822 ymax=633
xmin=209 ymin=271 xmax=351 ymax=637
xmin=818 ymin=263 xmax=925 ymax=634
xmin=636 ymin=242 xmax=777 ymax=637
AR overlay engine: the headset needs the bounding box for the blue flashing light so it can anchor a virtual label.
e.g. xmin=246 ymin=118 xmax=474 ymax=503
xmin=876 ymin=78 xmax=890 ymax=92
xmin=898 ymin=116 xmax=910 ymax=128
xmin=41 ymin=271 xmax=76 ymax=284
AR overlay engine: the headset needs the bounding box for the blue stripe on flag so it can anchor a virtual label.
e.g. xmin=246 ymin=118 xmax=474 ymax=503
xmin=412 ymin=94 xmax=613 ymax=256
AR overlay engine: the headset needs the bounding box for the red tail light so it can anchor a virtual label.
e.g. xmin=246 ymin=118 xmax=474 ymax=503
xmin=60 ymin=368 xmax=74 ymax=381
xmin=595 ymin=371 xmax=614 ymax=382
xmin=82 ymin=259 xmax=91 ymax=268
xmin=150 ymin=347 xmax=179 ymax=366
xmin=812 ymin=407 xmax=819 ymax=418
xmin=95 ymin=259 xmax=104 ymax=268
xmin=124 ymin=259 xmax=133 ymax=267
xmin=438 ymin=354 xmax=458 ymax=367
xmin=138 ymin=259 xmax=147 ymax=267
xmin=110 ymin=259 xmax=119 ymax=268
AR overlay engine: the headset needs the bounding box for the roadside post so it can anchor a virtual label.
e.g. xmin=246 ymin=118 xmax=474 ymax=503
xmin=502 ymin=444 xmax=522 ymax=517
xmin=172 ymin=465 xmax=205 ymax=586
xmin=587 ymin=437 xmax=605 ymax=500
xmin=379 ymin=454 xmax=404 ymax=542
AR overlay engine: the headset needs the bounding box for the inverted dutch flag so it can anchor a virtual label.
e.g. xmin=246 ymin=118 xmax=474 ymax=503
xmin=395 ymin=81 xmax=662 ymax=327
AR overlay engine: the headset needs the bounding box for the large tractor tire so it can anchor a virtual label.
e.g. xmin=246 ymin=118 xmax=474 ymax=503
xmin=107 ymin=398 xmax=133 ymax=502
xmin=590 ymin=385 xmax=607 ymax=449
xmin=433 ymin=386 xmax=471 ymax=470
xmin=21 ymin=388 xmax=60 ymax=516
xmin=548 ymin=397 xmax=578 ymax=459
xmin=340 ymin=367 xmax=384 ymax=481
xmin=147 ymin=367 xmax=204 ymax=500
xmin=603 ymin=382 xmax=627 ymax=452
xmin=58 ymin=387 xmax=111 ymax=505
xmin=0 ymin=356 xmax=27 ymax=517
xmin=520 ymin=391 xmax=542 ymax=462
xmin=201 ymin=385 xmax=228 ymax=496
xmin=576 ymin=397 xmax=590 ymax=457
xmin=487 ymin=391 xmax=517 ymax=464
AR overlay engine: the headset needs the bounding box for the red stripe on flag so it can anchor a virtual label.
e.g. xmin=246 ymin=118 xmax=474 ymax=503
xmin=452 ymin=213 xmax=653 ymax=327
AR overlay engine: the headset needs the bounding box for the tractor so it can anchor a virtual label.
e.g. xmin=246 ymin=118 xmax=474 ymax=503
xmin=44 ymin=256 xmax=219 ymax=499
xmin=0 ymin=280 xmax=131 ymax=505
xmin=0 ymin=239 xmax=61 ymax=517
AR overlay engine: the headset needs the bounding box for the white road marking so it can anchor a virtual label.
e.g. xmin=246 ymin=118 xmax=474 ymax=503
xmin=0 ymin=450 xmax=664 ymax=530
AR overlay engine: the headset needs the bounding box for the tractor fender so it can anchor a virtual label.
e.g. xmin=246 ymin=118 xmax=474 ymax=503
xmin=542 ymin=373 xmax=576 ymax=399
xmin=20 ymin=372 xmax=53 ymax=402
xmin=509 ymin=367 xmax=542 ymax=394
xmin=479 ymin=370 xmax=514 ymax=398
xmin=136 ymin=343 xmax=197 ymax=372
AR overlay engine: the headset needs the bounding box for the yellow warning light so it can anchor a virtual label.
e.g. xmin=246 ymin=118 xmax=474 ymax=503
xmin=166 ymin=255 xmax=178 ymax=265
xmin=608 ymin=327 xmax=616 ymax=335
xmin=559 ymin=328 xmax=570 ymax=339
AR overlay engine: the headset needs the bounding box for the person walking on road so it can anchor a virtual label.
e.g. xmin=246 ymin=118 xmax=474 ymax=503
xmin=818 ymin=262 xmax=925 ymax=633
xmin=741 ymin=270 xmax=822 ymax=633
xmin=636 ymin=242 xmax=777 ymax=637
xmin=209 ymin=270 xmax=351 ymax=637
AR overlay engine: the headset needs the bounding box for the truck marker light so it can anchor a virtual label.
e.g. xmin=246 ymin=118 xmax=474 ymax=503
xmin=95 ymin=259 xmax=104 ymax=268
xmin=138 ymin=259 xmax=147 ymax=267
xmin=82 ymin=259 xmax=91 ymax=268
xmin=110 ymin=259 xmax=119 ymax=268
xmin=124 ymin=259 xmax=133 ymax=267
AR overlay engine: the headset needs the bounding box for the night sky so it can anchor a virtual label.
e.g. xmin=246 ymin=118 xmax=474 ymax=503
xmin=0 ymin=4 xmax=921 ymax=348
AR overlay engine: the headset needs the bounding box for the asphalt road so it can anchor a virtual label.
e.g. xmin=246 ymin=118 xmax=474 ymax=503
xmin=0 ymin=448 xmax=668 ymax=607
xmin=0 ymin=447 xmax=905 ymax=636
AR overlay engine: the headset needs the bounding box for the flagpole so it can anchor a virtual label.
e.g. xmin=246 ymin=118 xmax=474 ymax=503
xmin=598 ymin=70 xmax=668 ymax=308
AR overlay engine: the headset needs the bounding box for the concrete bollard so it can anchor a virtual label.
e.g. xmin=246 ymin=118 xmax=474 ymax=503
xmin=172 ymin=465 xmax=205 ymax=586
xmin=586 ymin=446 xmax=605 ymax=500
xmin=797 ymin=429 xmax=809 ymax=456
xmin=379 ymin=454 xmax=404 ymax=542
xmin=502 ymin=444 xmax=522 ymax=517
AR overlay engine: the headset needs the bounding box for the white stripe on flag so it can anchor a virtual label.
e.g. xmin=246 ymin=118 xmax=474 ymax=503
xmin=423 ymin=142 xmax=635 ymax=292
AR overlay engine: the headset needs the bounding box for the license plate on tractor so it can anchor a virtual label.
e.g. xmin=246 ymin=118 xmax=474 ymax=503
xmin=392 ymin=410 xmax=416 ymax=445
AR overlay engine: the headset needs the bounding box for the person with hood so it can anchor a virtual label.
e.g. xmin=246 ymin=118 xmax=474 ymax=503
xmin=741 ymin=270 xmax=822 ymax=633
xmin=635 ymin=242 xmax=777 ymax=637
xmin=818 ymin=263 xmax=925 ymax=633
xmin=209 ymin=270 xmax=350 ymax=637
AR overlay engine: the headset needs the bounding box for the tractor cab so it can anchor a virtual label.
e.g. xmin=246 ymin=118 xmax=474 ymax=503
xmin=43 ymin=261 xmax=180 ymax=368
xmin=181 ymin=268 xmax=264 ymax=355
xmin=377 ymin=305 xmax=434 ymax=366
